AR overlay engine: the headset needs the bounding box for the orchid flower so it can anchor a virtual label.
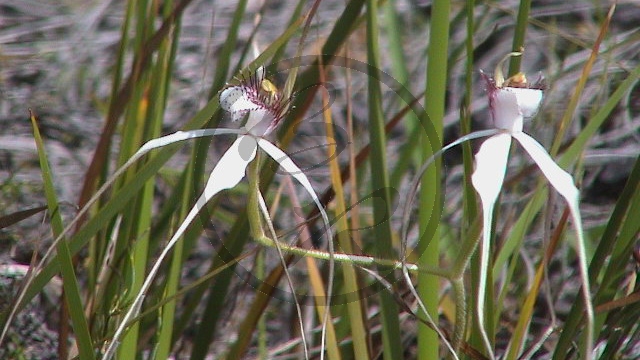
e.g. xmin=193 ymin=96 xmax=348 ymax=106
xmin=471 ymin=53 xmax=593 ymax=359
xmin=103 ymin=68 xmax=334 ymax=359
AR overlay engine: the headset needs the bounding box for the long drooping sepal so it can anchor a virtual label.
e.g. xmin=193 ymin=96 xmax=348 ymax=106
xmin=256 ymin=138 xmax=335 ymax=360
xmin=471 ymin=133 xmax=512 ymax=360
xmin=103 ymin=133 xmax=256 ymax=359
xmin=513 ymin=132 xmax=593 ymax=358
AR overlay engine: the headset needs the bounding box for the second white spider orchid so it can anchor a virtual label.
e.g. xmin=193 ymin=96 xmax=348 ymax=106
xmin=471 ymin=53 xmax=593 ymax=360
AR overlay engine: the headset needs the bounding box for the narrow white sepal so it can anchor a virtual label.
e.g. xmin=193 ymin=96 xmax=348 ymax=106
xmin=472 ymin=133 xmax=512 ymax=207
xmin=512 ymin=131 xmax=594 ymax=356
xmin=256 ymin=138 xmax=329 ymax=227
xmin=512 ymin=133 xmax=578 ymax=203
xmin=471 ymin=132 xmax=511 ymax=360
xmin=103 ymin=129 xmax=252 ymax=359
xmin=204 ymin=135 xmax=257 ymax=198
xmin=257 ymin=138 xmax=335 ymax=360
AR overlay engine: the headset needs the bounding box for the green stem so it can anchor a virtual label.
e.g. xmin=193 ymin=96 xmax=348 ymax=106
xmin=247 ymin=153 xmax=265 ymax=241
xmin=451 ymin=278 xmax=466 ymax=354
xmin=252 ymin=234 xmax=450 ymax=278
xmin=246 ymin=149 xmax=449 ymax=278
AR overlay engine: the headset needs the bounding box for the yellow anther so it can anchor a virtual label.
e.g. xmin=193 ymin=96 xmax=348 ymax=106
xmin=260 ymin=78 xmax=279 ymax=100
xmin=504 ymin=72 xmax=528 ymax=88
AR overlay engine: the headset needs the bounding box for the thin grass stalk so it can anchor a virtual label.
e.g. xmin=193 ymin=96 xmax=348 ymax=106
xmin=548 ymin=63 xmax=640 ymax=359
xmin=86 ymin=0 xmax=134 ymax=293
xmin=591 ymin=157 xmax=640 ymax=327
xmin=111 ymin=3 xmax=155 ymax=356
xmin=460 ymin=0 xmax=477 ymax=354
xmin=277 ymin=0 xmax=365 ymax=142
xmin=550 ymin=4 xmax=615 ymax=157
xmin=419 ymin=0 xmax=449 ymax=359
xmin=155 ymin=213 xmax=183 ymax=358
xmin=559 ymin=65 xmax=640 ymax=167
xmin=507 ymin=0 xmax=531 ymax=77
xmin=10 ymin=95 xmax=220 ymax=318
xmin=365 ymin=0 xmax=404 ymax=358
xmin=117 ymin=2 xmax=181 ymax=356
xmin=187 ymin=6 xmax=321 ymax=356
xmin=5 ymin=1 xmax=360 ymax=355
xmin=150 ymin=8 xmax=182 ymax=358
xmin=319 ymin=60 xmax=368 ymax=360
xmin=504 ymin=209 xmax=568 ymax=360
xmin=256 ymin=248 xmax=267 ymax=359
xmin=209 ymin=0 xmax=248 ymax=98
xmin=272 ymin=0 xmax=306 ymax=62
xmin=77 ymin=0 xmax=192 ymax=217
xmin=223 ymin=181 xmax=334 ymax=359
xmin=384 ymin=0 xmax=422 ymax=192
xmin=31 ymin=114 xmax=95 ymax=360
xmin=384 ymin=0 xmax=420 ymax=141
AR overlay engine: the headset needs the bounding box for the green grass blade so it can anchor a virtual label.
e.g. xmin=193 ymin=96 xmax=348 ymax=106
xmin=419 ymin=0 xmax=449 ymax=359
xmin=30 ymin=114 xmax=95 ymax=360
xmin=559 ymin=64 xmax=640 ymax=168
xmin=209 ymin=0 xmax=248 ymax=97
xmin=366 ymin=0 xmax=403 ymax=358
xmin=319 ymin=64 xmax=365 ymax=358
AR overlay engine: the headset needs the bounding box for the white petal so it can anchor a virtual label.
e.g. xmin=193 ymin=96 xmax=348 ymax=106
xmin=257 ymin=138 xmax=332 ymax=234
xmin=492 ymin=88 xmax=524 ymax=132
xmin=471 ymin=133 xmax=511 ymax=360
xmin=204 ymin=135 xmax=257 ymax=198
xmin=219 ymin=86 xmax=261 ymax=120
xmin=138 ymin=128 xmax=243 ymax=153
xmin=512 ymin=132 xmax=578 ymax=203
xmin=512 ymin=132 xmax=594 ymax=354
xmin=472 ymin=133 xmax=512 ymax=206
xmin=104 ymin=130 xmax=255 ymax=358
xmin=509 ymin=87 xmax=543 ymax=118
xmin=244 ymin=108 xmax=274 ymax=136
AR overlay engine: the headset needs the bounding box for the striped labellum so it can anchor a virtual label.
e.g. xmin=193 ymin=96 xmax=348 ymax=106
xmin=219 ymin=68 xmax=290 ymax=136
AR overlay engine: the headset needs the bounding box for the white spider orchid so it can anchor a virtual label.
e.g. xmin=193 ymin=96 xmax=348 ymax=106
xmin=471 ymin=53 xmax=593 ymax=359
xmin=103 ymin=68 xmax=333 ymax=359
